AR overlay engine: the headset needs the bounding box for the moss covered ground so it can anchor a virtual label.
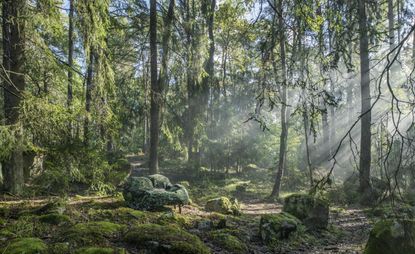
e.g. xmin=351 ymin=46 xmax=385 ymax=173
xmin=0 ymin=165 xmax=393 ymax=254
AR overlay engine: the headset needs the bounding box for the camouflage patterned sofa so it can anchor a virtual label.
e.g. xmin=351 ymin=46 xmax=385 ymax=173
xmin=122 ymin=174 xmax=190 ymax=212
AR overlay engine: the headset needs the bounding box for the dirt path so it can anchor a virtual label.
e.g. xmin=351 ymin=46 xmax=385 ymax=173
xmin=236 ymin=202 xmax=371 ymax=254
xmin=312 ymin=209 xmax=371 ymax=254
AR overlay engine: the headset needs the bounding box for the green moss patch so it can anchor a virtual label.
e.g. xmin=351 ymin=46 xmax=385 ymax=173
xmin=87 ymin=207 xmax=147 ymax=224
xmin=124 ymin=224 xmax=210 ymax=254
xmin=38 ymin=213 xmax=72 ymax=225
xmin=75 ymin=247 xmax=116 ymax=254
xmin=208 ymin=230 xmax=248 ymax=254
xmin=3 ymin=237 xmax=47 ymax=254
xmin=65 ymin=221 xmax=125 ymax=246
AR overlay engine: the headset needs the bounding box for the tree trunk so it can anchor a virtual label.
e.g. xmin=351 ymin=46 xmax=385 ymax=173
xmin=358 ymin=0 xmax=372 ymax=198
xmin=149 ymin=0 xmax=159 ymax=174
xmin=303 ymin=107 xmax=313 ymax=187
xmin=84 ymin=47 xmax=94 ymax=143
xmin=388 ymin=0 xmax=395 ymax=49
xmin=270 ymin=0 xmax=288 ymax=199
xmin=346 ymin=73 xmax=354 ymax=124
xmin=2 ymin=0 xmax=26 ymax=194
xmin=67 ymin=0 xmax=74 ymax=107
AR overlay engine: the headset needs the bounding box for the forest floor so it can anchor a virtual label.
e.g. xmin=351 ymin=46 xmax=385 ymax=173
xmin=0 ymin=195 xmax=371 ymax=253
xmin=0 ymin=156 xmax=373 ymax=253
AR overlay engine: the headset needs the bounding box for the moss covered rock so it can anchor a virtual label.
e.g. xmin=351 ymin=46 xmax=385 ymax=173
xmin=124 ymin=224 xmax=210 ymax=254
xmin=364 ymin=219 xmax=415 ymax=254
xmin=205 ymin=197 xmax=240 ymax=215
xmin=38 ymin=213 xmax=72 ymax=225
xmin=65 ymin=221 xmax=125 ymax=246
xmin=259 ymin=212 xmax=301 ymax=243
xmin=123 ymin=176 xmax=190 ymax=211
xmin=148 ymin=174 xmax=171 ymax=188
xmin=209 ymin=230 xmax=248 ymax=254
xmin=4 ymin=237 xmax=47 ymax=254
xmin=283 ymin=193 xmax=329 ymax=230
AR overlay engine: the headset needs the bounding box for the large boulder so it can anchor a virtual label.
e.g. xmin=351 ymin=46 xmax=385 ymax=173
xmin=124 ymin=224 xmax=210 ymax=254
xmin=364 ymin=219 xmax=415 ymax=254
xmin=283 ymin=193 xmax=329 ymax=230
xmin=123 ymin=175 xmax=190 ymax=211
xmin=259 ymin=212 xmax=301 ymax=243
xmin=205 ymin=197 xmax=240 ymax=215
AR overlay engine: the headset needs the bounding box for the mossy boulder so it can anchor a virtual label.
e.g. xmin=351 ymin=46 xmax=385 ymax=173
xmin=209 ymin=230 xmax=248 ymax=254
xmin=205 ymin=197 xmax=241 ymax=215
xmin=3 ymin=237 xmax=47 ymax=254
xmin=259 ymin=212 xmax=301 ymax=242
xmin=38 ymin=213 xmax=72 ymax=225
xmin=364 ymin=219 xmax=415 ymax=254
xmin=65 ymin=221 xmax=125 ymax=246
xmin=148 ymin=174 xmax=171 ymax=188
xmin=283 ymin=193 xmax=329 ymax=230
xmin=124 ymin=224 xmax=210 ymax=254
xmin=123 ymin=176 xmax=190 ymax=211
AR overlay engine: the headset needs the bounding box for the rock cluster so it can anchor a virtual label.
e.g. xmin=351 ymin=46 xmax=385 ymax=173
xmin=123 ymin=174 xmax=190 ymax=211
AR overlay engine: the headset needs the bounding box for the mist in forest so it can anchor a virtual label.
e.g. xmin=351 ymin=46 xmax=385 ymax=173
xmin=0 ymin=0 xmax=415 ymax=253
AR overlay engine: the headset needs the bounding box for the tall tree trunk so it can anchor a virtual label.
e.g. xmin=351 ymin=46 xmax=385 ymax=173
xmin=67 ymin=0 xmax=74 ymax=107
xmin=388 ymin=0 xmax=395 ymax=50
xmin=329 ymin=79 xmax=335 ymax=157
xmin=303 ymin=107 xmax=313 ymax=187
xmin=2 ymin=0 xmax=26 ymax=194
xmin=412 ymin=19 xmax=415 ymax=61
xmin=202 ymin=0 xmax=215 ymax=167
xmin=184 ymin=0 xmax=196 ymax=165
xmin=271 ymin=0 xmax=288 ymax=199
xmin=358 ymin=0 xmax=372 ymax=199
xmin=346 ymin=73 xmax=354 ymax=124
xmin=149 ymin=0 xmax=159 ymax=174
xmin=84 ymin=48 xmax=94 ymax=143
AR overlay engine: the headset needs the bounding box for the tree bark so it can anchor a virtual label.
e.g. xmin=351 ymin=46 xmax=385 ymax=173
xmin=67 ymin=0 xmax=74 ymax=107
xmin=358 ymin=0 xmax=372 ymax=198
xmin=388 ymin=0 xmax=395 ymax=49
xmin=149 ymin=0 xmax=159 ymax=174
xmin=2 ymin=0 xmax=26 ymax=194
xmin=270 ymin=0 xmax=288 ymax=199
xmin=303 ymin=107 xmax=313 ymax=187
xmin=84 ymin=47 xmax=94 ymax=143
